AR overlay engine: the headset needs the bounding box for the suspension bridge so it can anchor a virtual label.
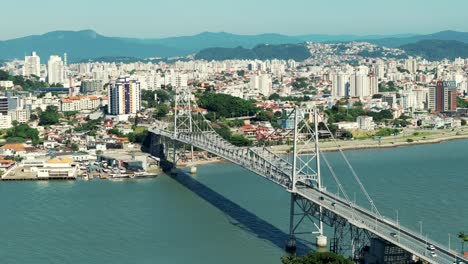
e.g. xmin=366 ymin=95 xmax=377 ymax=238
xmin=148 ymin=87 xmax=464 ymax=264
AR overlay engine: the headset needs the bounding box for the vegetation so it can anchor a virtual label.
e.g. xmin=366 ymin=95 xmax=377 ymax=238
xmin=378 ymin=81 xmax=402 ymax=92
xmin=375 ymin=128 xmax=400 ymax=137
xmin=74 ymin=118 xmax=101 ymax=133
xmin=281 ymin=251 xmax=354 ymax=264
xmin=195 ymin=44 xmax=310 ymax=61
xmin=325 ymin=101 xmax=365 ymax=123
xmin=198 ymin=93 xmax=258 ymax=119
xmin=213 ymin=124 xmax=252 ymax=147
xmin=6 ymin=122 xmax=40 ymax=145
xmin=39 ymin=106 xmax=60 ymax=126
xmin=458 ymin=232 xmax=468 ymax=254
xmin=292 ymin=77 xmax=309 ymax=89
xmin=457 ymin=97 xmax=468 ymax=108
xmin=400 ymin=40 xmax=468 ymax=61
xmin=268 ymin=93 xmax=312 ymax=102
xmin=127 ymin=126 xmax=149 ymax=144
xmin=0 ymin=70 xmax=62 ymax=90
xmin=142 ymin=90 xmax=172 ymax=119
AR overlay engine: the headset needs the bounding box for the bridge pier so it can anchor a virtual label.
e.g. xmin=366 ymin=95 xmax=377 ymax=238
xmin=286 ymin=193 xmax=297 ymax=254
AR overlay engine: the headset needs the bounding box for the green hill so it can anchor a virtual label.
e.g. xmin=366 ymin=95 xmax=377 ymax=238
xmin=195 ymin=44 xmax=310 ymax=61
xmin=400 ymin=39 xmax=468 ymax=61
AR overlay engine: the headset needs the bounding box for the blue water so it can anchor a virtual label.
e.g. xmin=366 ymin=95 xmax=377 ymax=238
xmin=0 ymin=139 xmax=467 ymax=263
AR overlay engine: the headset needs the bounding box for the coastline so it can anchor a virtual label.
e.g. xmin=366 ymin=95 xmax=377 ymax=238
xmin=270 ymin=130 xmax=468 ymax=154
xmin=172 ymin=128 xmax=468 ymax=168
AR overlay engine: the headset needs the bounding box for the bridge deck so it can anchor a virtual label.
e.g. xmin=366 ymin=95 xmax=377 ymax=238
xmin=150 ymin=126 xmax=462 ymax=264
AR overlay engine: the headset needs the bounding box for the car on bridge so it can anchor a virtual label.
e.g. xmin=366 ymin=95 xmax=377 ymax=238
xmin=427 ymin=244 xmax=435 ymax=251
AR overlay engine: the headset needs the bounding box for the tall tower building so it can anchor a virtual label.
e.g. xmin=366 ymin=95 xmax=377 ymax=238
xmin=47 ymin=55 xmax=64 ymax=85
xmin=250 ymin=73 xmax=272 ymax=96
xmin=428 ymin=81 xmax=457 ymax=113
xmin=349 ymin=66 xmax=371 ymax=97
xmin=108 ymin=76 xmax=141 ymax=115
xmin=23 ymin=51 xmax=41 ymax=77
xmin=331 ymin=71 xmax=350 ymax=97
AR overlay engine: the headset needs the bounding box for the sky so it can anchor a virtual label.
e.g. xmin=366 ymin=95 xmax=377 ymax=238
xmin=1 ymin=0 xmax=467 ymax=40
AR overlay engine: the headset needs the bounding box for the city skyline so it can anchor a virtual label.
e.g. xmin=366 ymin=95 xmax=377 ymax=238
xmin=1 ymin=0 xmax=468 ymax=40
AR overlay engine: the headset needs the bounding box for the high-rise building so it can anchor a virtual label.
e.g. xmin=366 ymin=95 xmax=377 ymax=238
xmin=405 ymin=57 xmax=418 ymax=74
xmin=47 ymin=55 xmax=64 ymax=85
xmin=108 ymin=76 xmax=141 ymax=115
xmin=80 ymin=80 xmax=104 ymax=94
xmin=250 ymin=73 xmax=272 ymax=96
xmin=331 ymin=71 xmax=349 ymax=97
xmin=0 ymin=97 xmax=8 ymax=115
xmin=428 ymin=81 xmax=457 ymax=113
xmin=349 ymin=67 xmax=369 ymax=97
xmin=23 ymin=52 xmax=41 ymax=77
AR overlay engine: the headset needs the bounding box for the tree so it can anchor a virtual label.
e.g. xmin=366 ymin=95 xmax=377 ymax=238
xmin=70 ymin=143 xmax=79 ymax=151
xmin=462 ymin=119 xmax=467 ymax=126
xmin=269 ymin=93 xmax=281 ymax=101
xmin=6 ymin=123 xmax=40 ymax=143
xmin=39 ymin=105 xmax=60 ymax=126
xmin=281 ymin=251 xmax=353 ymax=264
xmin=458 ymin=232 xmax=468 ymax=253
xmin=155 ymin=104 xmax=169 ymax=118
xmin=197 ymin=93 xmax=258 ymax=119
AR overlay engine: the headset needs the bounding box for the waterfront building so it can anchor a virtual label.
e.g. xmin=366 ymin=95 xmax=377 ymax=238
xmin=357 ymin=116 xmax=374 ymax=130
xmin=428 ymin=81 xmax=457 ymax=113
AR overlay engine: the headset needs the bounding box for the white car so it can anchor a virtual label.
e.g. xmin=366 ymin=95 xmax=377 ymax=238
xmin=430 ymin=251 xmax=437 ymax=257
xmin=427 ymin=244 xmax=435 ymax=251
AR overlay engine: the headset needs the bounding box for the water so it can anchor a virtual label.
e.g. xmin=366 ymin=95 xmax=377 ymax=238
xmin=1 ymin=140 xmax=467 ymax=263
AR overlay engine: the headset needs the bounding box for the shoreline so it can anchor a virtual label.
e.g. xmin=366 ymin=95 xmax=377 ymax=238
xmin=172 ymin=131 xmax=468 ymax=168
xmin=303 ymin=133 xmax=468 ymax=153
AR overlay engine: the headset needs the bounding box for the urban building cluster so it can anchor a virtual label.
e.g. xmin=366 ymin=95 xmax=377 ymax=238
xmin=0 ymin=44 xmax=467 ymax=179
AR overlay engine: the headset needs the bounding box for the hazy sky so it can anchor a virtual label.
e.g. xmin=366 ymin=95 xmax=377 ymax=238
xmin=1 ymin=0 xmax=467 ymax=40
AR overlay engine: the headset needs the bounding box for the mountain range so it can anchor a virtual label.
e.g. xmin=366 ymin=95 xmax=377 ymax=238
xmin=0 ymin=30 xmax=468 ymax=61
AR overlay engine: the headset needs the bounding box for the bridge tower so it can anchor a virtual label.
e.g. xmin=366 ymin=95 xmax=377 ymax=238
xmin=286 ymin=107 xmax=326 ymax=253
xmin=171 ymin=86 xmax=194 ymax=171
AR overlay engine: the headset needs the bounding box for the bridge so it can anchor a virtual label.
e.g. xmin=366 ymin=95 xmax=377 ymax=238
xmin=148 ymin=87 xmax=464 ymax=264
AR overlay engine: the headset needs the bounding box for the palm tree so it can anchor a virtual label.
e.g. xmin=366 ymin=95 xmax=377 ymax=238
xmin=458 ymin=232 xmax=468 ymax=254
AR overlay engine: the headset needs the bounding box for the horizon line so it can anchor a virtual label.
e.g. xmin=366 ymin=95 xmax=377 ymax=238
xmin=0 ymin=28 xmax=465 ymax=41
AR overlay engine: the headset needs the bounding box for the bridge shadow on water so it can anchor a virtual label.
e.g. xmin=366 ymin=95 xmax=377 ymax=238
xmin=170 ymin=170 xmax=312 ymax=255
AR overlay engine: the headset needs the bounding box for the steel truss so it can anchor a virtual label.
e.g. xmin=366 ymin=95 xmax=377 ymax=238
xmin=288 ymin=193 xmax=372 ymax=261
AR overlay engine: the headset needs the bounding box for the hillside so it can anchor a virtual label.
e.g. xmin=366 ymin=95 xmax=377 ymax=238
xmin=194 ymin=44 xmax=311 ymax=61
xmin=0 ymin=30 xmax=183 ymax=61
xmin=367 ymin=30 xmax=468 ymax=47
xmin=1 ymin=30 xmax=468 ymax=62
xmin=400 ymin=39 xmax=468 ymax=61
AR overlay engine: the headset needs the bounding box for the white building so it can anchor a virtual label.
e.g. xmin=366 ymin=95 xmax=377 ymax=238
xmin=349 ymin=66 xmax=378 ymax=97
xmin=250 ymin=73 xmax=272 ymax=96
xmin=0 ymin=113 xmax=12 ymax=129
xmin=60 ymin=96 xmax=103 ymax=112
xmin=0 ymin=81 xmax=14 ymax=89
xmin=357 ymin=116 xmax=374 ymax=130
xmin=331 ymin=71 xmax=349 ymax=97
xmin=23 ymin=51 xmax=41 ymax=77
xmin=8 ymin=109 xmax=30 ymax=123
xmin=47 ymin=55 xmax=64 ymax=85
